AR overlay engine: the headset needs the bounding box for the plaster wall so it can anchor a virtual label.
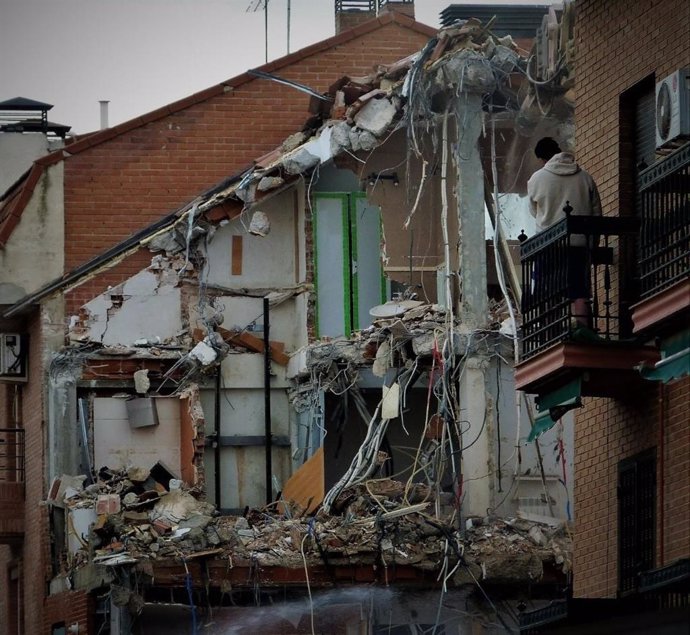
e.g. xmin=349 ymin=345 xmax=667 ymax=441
xmin=93 ymin=397 xmax=182 ymax=474
xmin=206 ymin=192 xmax=299 ymax=289
xmin=79 ymin=269 xmax=182 ymax=345
xmin=489 ymin=358 xmax=574 ymax=520
xmin=0 ymin=164 xmax=64 ymax=303
xmin=221 ymin=353 xmax=289 ymax=389
xmin=218 ymin=295 xmax=305 ymax=351
xmin=201 ymin=387 xmax=291 ymax=509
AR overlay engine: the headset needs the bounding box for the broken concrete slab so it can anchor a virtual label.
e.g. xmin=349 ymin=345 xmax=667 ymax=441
xmin=354 ymin=98 xmax=397 ymax=137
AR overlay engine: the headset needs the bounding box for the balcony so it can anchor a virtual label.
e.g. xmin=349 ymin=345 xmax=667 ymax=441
xmin=515 ymin=212 xmax=659 ymax=397
xmin=0 ymin=428 xmax=25 ymax=543
xmin=632 ymin=144 xmax=690 ymax=334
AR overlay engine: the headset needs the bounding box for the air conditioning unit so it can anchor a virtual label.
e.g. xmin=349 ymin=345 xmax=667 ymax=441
xmin=655 ymin=68 xmax=690 ymax=149
xmin=0 ymin=334 xmax=28 ymax=382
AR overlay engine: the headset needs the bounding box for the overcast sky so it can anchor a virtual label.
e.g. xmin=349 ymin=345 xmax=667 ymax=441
xmin=1 ymin=0 xmax=559 ymax=133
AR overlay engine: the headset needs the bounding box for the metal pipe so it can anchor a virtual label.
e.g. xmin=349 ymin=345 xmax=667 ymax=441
xmin=99 ymin=100 xmax=109 ymax=130
xmin=263 ymin=297 xmax=273 ymax=505
xmin=214 ymin=368 xmax=221 ymax=509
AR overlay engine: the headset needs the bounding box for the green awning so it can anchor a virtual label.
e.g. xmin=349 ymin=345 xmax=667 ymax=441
xmin=528 ymin=377 xmax=582 ymax=442
xmin=640 ymin=330 xmax=690 ymax=384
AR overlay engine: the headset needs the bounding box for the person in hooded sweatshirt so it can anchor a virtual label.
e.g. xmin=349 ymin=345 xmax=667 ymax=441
xmin=527 ymin=137 xmax=602 ymax=328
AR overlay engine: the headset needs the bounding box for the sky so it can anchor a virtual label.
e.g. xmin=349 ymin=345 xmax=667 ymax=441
xmin=1 ymin=0 xmax=559 ymax=134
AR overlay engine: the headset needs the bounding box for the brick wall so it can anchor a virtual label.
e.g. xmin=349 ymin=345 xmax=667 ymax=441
xmin=62 ymin=19 xmax=432 ymax=285
xmin=43 ymin=590 xmax=94 ymax=635
xmin=573 ymin=0 xmax=690 ymax=598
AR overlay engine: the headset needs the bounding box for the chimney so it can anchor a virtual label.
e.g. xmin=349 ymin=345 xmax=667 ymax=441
xmin=379 ymin=0 xmax=415 ymax=20
xmin=99 ymin=100 xmax=109 ymax=130
xmin=335 ymin=0 xmax=376 ymax=34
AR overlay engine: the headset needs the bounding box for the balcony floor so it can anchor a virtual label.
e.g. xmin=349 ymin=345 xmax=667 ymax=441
xmin=516 ymin=341 xmax=660 ymax=397
xmin=632 ymin=278 xmax=690 ymax=335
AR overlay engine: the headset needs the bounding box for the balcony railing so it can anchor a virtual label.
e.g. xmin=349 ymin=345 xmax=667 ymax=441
xmin=638 ymin=144 xmax=690 ymax=300
xmin=520 ymin=212 xmax=639 ymax=360
xmin=0 ymin=428 xmax=25 ymax=483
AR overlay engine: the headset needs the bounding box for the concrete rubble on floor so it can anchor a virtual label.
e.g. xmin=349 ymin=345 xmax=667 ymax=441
xmin=50 ymin=466 xmax=571 ymax=585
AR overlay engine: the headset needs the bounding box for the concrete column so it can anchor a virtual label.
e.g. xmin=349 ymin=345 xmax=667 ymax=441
xmin=453 ymin=91 xmax=492 ymax=517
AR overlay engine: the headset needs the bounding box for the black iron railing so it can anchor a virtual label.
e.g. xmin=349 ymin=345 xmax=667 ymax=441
xmin=520 ymin=212 xmax=639 ymax=360
xmin=0 ymin=428 xmax=25 ymax=482
xmin=638 ymin=144 xmax=690 ymax=299
xmin=335 ymin=0 xmax=412 ymax=11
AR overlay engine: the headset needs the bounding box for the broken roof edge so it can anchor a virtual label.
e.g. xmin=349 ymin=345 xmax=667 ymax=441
xmin=2 ymin=166 xmax=256 ymax=319
xmin=0 ymin=12 xmax=436 ymax=243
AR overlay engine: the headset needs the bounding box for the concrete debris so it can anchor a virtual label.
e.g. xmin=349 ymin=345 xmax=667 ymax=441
xmin=248 ymin=210 xmax=271 ymax=236
xmin=353 ymin=97 xmax=397 ymax=137
xmin=55 ymin=468 xmax=570 ymax=586
xmin=189 ymin=338 xmax=218 ymax=366
xmin=133 ymin=368 xmax=150 ymax=394
xmin=281 ymin=146 xmax=320 ymax=175
xmin=349 ymin=127 xmax=378 ymax=152
xmin=256 ymin=175 xmax=285 ymax=192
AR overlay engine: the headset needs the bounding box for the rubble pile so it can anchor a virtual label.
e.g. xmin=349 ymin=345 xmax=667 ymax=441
xmin=51 ymin=469 xmax=571 ymax=586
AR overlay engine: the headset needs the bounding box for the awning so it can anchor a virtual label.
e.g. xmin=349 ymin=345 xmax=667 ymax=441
xmin=640 ymin=330 xmax=690 ymax=384
xmin=528 ymin=377 xmax=582 ymax=442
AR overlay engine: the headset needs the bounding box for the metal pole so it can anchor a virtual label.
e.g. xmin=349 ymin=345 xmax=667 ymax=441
xmin=287 ymin=0 xmax=291 ymax=54
xmin=214 ymin=368 xmax=222 ymax=509
xmin=264 ymin=0 xmax=269 ymax=63
xmin=263 ymin=298 xmax=273 ymax=505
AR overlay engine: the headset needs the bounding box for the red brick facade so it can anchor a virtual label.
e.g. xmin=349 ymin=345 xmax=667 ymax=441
xmin=573 ymin=0 xmax=690 ymax=598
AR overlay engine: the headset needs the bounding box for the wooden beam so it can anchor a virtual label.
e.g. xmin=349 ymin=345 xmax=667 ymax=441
xmin=231 ymin=235 xmax=243 ymax=275
xmin=217 ymin=326 xmax=290 ymax=366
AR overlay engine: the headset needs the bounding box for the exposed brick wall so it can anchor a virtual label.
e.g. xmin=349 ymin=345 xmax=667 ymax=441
xmin=573 ymin=0 xmax=690 ymax=598
xmin=43 ymin=590 xmax=94 ymax=635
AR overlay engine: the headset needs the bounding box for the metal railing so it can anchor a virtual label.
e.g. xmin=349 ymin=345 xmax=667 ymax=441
xmin=520 ymin=211 xmax=639 ymax=360
xmin=638 ymin=144 xmax=690 ymax=299
xmin=0 ymin=428 xmax=25 ymax=482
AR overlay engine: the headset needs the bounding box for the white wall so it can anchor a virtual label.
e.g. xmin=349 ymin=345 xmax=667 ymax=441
xmin=93 ymin=396 xmax=181 ymax=475
xmin=206 ymin=191 xmax=299 ymax=289
xmin=76 ymin=269 xmax=182 ymax=345
xmin=0 ymin=132 xmax=53 ymax=194
xmin=0 ymin=163 xmax=64 ymax=302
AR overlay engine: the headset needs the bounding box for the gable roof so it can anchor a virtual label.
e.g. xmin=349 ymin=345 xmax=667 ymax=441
xmin=0 ymin=11 xmax=435 ymax=246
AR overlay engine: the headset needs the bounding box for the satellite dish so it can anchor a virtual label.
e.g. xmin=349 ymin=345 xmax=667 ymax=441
xmin=369 ymin=299 xmax=423 ymax=318
xmin=369 ymin=303 xmax=406 ymax=318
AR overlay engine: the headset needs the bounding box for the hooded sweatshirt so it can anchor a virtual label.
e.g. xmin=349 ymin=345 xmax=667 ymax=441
xmin=527 ymin=152 xmax=602 ymax=238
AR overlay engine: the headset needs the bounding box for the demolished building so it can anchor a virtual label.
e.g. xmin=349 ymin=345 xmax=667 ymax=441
xmin=0 ymin=2 xmax=584 ymax=633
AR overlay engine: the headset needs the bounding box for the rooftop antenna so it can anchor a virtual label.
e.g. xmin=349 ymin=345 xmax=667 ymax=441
xmin=247 ymin=0 xmax=292 ymax=62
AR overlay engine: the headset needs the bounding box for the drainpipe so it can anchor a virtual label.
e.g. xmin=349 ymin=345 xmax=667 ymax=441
xmin=214 ymin=368 xmax=221 ymax=509
xmin=658 ymin=382 xmax=665 ymax=566
xmin=264 ymin=297 xmax=273 ymax=505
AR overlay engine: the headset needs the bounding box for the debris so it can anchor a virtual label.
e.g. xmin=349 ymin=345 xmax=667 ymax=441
xmin=353 ymin=97 xmax=397 ymax=137
xmin=133 ymin=369 xmax=150 ymax=394
xmin=248 ymin=210 xmax=271 ymax=236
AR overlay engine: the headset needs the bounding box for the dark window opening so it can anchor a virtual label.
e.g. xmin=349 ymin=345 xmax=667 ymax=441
xmin=618 ymin=448 xmax=656 ymax=595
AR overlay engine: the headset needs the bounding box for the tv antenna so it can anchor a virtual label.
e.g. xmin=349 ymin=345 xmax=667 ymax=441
xmin=247 ymin=0 xmax=292 ymax=63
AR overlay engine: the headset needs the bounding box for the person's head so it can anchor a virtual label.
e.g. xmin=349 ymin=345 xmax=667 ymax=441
xmin=534 ymin=137 xmax=562 ymax=162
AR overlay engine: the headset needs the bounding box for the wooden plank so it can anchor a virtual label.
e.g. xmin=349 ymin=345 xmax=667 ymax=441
xmin=231 ymin=235 xmax=243 ymax=276
xmin=217 ymin=326 xmax=290 ymax=366
xmin=280 ymin=447 xmax=324 ymax=514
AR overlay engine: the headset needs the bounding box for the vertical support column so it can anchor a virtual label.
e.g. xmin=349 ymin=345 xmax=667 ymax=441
xmin=454 ymin=92 xmax=492 ymax=517
xmin=264 ymin=297 xmax=273 ymax=505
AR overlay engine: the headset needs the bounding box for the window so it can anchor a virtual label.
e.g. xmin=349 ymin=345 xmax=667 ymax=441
xmin=313 ymin=192 xmax=385 ymax=337
xmin=618 ymin=448 xmax=656 ymax=594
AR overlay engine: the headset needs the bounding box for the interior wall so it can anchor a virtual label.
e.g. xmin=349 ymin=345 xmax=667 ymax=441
xmin=93 ymin=397 xmax=181 ymax=475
